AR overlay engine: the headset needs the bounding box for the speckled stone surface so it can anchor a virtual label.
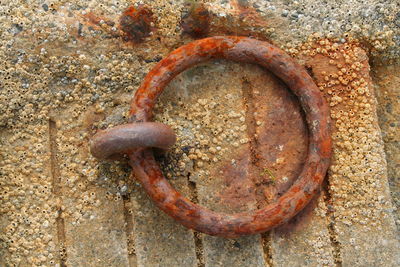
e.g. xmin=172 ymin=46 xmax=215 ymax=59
xmin=0 ymin=0 xmax=399 ymax=266
xmin=372 ymin=64 xmax=400 ymax=230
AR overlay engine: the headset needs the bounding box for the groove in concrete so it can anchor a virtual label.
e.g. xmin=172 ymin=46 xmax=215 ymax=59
xmin=193 ymin=231 xmax=205 ymax=267
xmin=261 ymin=233 xmax=273 ymax=267
xmin=324 ymin=178 xmax=343 ymax=267
xmin=242 ymin=77 xmax=273 ymax=266
xmin=187 ymin=173 xmax=205 ymax=267
xmin=241 ymin=78 xmax=260 ymax=175
xmin=122 ymin=194 xmax=138 ymax=267
xmin=48 ymin=119 xmax=67 ymax=267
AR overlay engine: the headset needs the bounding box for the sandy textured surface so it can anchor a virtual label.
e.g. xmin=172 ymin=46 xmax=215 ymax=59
xmin=0 ymin=0 xmax=399 ymax=266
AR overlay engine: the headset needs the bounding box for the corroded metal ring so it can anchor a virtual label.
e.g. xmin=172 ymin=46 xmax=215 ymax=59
xmin=90 ymin=122 xmax=176 ymax=160
xmin=97 ymin=36 xmax=332 ymax=238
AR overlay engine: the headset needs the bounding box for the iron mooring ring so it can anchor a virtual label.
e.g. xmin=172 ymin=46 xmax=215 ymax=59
xmin=90 ymin=36 xmax=332 ymax=238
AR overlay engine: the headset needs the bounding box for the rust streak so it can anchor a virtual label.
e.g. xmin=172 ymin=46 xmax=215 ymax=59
xmin=240 ymin=76 xmax=267 ymax=205
xmin=241 ymin=77 xmax=274 ymax=263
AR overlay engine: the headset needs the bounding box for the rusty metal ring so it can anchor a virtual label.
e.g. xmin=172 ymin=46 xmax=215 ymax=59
xmin=90 ymin=122 xmax=176 ymax=160
xmin=98 ymin=36 xmax=332 ymax=238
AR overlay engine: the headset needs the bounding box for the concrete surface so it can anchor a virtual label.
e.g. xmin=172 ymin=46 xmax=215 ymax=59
xmin=0 ymin=0 xmax=399 ymax=266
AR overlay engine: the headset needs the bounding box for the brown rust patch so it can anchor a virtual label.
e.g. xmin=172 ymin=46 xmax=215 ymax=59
xmin=249 ymin=69 xmax=308 ymax=206
xmin=215 ymin=68 xmax=308 ymax=212
xmin=77 ymin=11 xmax=120 ymax=41
xmin=181 ymin=2 xmax=211 ymax=38
xmin=119 ymin=5 xmax=155 ymax=43
xmin=231 ymin=0 xmax=270 ymax=27
xmin=216 ymin=148 xmax=257 ymax=213
xmin=83 ymin=11 xmax=115 ymax=28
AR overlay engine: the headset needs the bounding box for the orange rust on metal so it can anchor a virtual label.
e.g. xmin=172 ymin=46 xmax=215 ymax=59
xmin=119 ymin=5 xmax=155 ymax=43
xmin=92 ymin=36 xmax=332 ymax=238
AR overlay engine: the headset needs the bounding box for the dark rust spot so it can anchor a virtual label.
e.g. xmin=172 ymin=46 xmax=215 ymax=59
xmin=119 ymin=5 xmax=155 ymax=43
xmin=181 ymin=2 xmax=210 ymax=38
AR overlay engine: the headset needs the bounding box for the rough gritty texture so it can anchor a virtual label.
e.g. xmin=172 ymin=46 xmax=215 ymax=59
xmin=372 ymin=64 xmax=400 ymax=230
xmin=130 ymin=179 xmax=198 ymax=267
xmin=0 ymin=0 xmax=399 ymax=266
xmin=155 ymin=61 xmax=269 ymax=266
xmin=271 ymin=193 xmax=335 ymax=267
xmin=305 ymin=42 xmax=399 ymax=266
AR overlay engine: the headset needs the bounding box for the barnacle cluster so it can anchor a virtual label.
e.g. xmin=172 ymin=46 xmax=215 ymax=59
xmin=153 ymin=62 xmax=251 ymax=185
xmin=290 ymin=36 xmax=394 ymax=227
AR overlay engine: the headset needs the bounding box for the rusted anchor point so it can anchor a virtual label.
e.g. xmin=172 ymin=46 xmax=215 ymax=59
xmin=90 ymin=36 xmax=332 ymax=238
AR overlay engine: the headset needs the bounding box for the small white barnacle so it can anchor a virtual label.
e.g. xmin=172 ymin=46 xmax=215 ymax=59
xmin=312 ymin=120 xmax=320 ymax=130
